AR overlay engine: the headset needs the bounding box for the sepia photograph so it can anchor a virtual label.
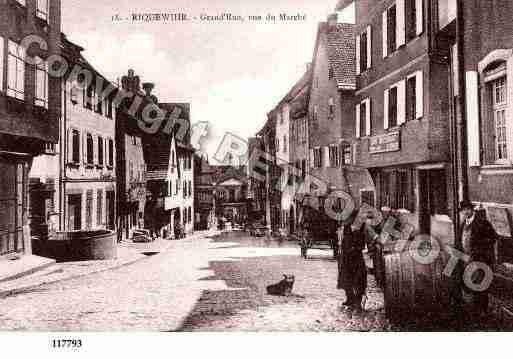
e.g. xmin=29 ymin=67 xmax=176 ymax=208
xmin=0 ymin=0 xmax=512 ymax=354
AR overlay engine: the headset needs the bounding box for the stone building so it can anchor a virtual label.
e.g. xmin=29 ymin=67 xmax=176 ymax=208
xmin=212 ymin=166 xmax=248 ymax=225
xmin=352 ymin=0 xmax=457 ymax=243
xmin=269 ymin=66 xmax=312 ymax=234
xmin=116 ymin=70 xmax=148 ymax=241
xmin=144 ymin=102 xmax=195 ymax=238
xmin=1 ymin=0 xmax=61 ymax=257
xmin=246 ymin=137 xmax=266 ymax=221
xmin=461 ymin=0 xmax=513 ymax=263
xmin=30 ymin=35 xmax=117 ymax=237
xmin=306 ymin=16 xmax=356 ymax=223
xmin=194 ymin=154 xmax=215 ymax=230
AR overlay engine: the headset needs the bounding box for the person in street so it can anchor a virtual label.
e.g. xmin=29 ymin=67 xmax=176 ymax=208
xmin=337 ymin=209 xmax=367 ymax=311
xmin=459 ymin=200 xmax=498 ymax=315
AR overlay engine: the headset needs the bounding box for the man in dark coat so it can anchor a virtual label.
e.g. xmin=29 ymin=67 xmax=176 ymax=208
xmin=337 ymin=211 xmax=367 ymax=311
xmin=459 ymin=200 xmax=498 ymax=314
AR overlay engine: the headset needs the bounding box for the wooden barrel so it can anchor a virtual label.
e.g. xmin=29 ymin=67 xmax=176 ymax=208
xmin=384 ymin=245 xmax=451 ymax=323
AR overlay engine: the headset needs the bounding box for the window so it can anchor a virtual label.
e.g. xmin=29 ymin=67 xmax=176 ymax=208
xmin=108 ymin=139 xmax=114 ymax=167
xmin=387 ymin=5 xmax=397 ymax=55
xmin=106 ymin=97 xmax=113 ymax=118
xmin=313 ymin=148 xmax=323 ymax=168
xmin=276 ymin=138 xmax=280 ymax=153
xmin=407 ymin=0 xmax=424 ymax=41
xmin=34 ymin=57 xmax=48 ymax=108
xmin=356 ymin=98 xmax=371 ymax=138
xmin=313 ymin=105 xmax=318 ymax=122
xmin=71 ymin=130 xmax=80 ymax=164
xmin=7 ymin=40 xmax=25 ymax=100
xmin=356 ymin=26 xmax=372 ymax=74
xmin=492 ymin=77 xmax=508 ymax=162
xmin=360 ymin=30 xmax=368 ymax=72
xmin=97 ymin=190 xmax=103 ymax=227
xmin=86 ymin=190 xmax=93 ymax=229
xmin=341 ymin=144 xmax=352 ymax=165
xmin=329 ymin=145 xmax=340 ymax=168
xmin=396 ymin=169 xmax=414 ymax=211
xmin=328 ymin=98 xmax=335 ymax=119
xmin=283 ymin=136 xmax=287 ymax=153
xmin=84 ymin=85 xmax=93 ymax=110
xmin=95 ymin=89 xmax=103 ymax=114
xmin=406 ymin=75 xmax=417 ymax=122
xmin=86 ymin=134 xmax=94 ymax=165
xmin=301 ymin=159 xmax=306 ymax=178
xmin=36 ymin=0 xmax=49 ymax=21
xmin=98 ymin=136 xmax=104 ymax=166
xmin=388 ymin=86 xmax=398 ymax=128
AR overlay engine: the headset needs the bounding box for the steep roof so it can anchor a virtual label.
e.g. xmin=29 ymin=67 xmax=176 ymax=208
xmin=314 ymin=22 xmax=356 ymax=90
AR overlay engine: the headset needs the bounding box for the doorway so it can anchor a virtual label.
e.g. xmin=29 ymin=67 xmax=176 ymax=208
xmin=68 ymin=194 xmax=82 ymax=231
xmin=418 ymin=169 xmax=448 ymax=234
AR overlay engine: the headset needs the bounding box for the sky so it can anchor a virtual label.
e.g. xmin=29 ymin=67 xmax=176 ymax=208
xmin=62 ymin=0 xmax=354 ymax=163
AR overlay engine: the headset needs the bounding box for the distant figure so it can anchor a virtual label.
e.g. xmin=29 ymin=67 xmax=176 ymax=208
xmin=459 ymin=200 xmax=498 ymax=315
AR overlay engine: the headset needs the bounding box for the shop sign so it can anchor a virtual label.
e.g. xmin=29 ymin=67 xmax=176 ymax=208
xmin=369 ymin=131 xmax=400 ymax=154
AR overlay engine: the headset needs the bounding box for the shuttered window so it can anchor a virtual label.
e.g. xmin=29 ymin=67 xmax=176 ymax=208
xmin=359 ymin=26 xmax=372 ymax=73
xmin=36 ymin=0 xmax=49 ymax=21
xmin=71 ymin=130 xmax=80 ymax=164
xmin=388 ymin=87 xmax=398 ymax=128
xmin=98 ymin=136 xmax=104 ymax=166
xmin=386 ymin=5 xmax=397 ymax=55
xmin=34 ymin=57 xmax=49 ymax=108
xmin=86 ymin=190 xmax=93 ymax=229
xmin=493 ymin=76 xmax=508 ymax=162
xmin=7 ymin=40 xmax=25 ymax=100
xmin=97 ymin=190 xmax=103 ymax=227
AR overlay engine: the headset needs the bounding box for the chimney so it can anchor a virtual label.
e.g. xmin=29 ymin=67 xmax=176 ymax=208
xmin=142 ymin=82 xmax=155 ymax=96
xmin=327 ymin=13 xmax=338 ymax=27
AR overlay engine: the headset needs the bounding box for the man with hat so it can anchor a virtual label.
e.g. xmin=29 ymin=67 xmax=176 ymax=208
xmin=337 ymin=209 xmax=367 ymax=311
xmin=458 ymin=200 xmax=498 ymax=315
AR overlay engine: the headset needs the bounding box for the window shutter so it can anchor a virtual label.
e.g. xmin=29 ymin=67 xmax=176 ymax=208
xmin=396 ymin=0 xmax=406 ymax=47
xmin=366 ymin=26 xmax=372 ymax=69
xmin=397 ymin=80 xmax=406 ymax=125
xmin=415 ymin=71 xmax=424 ymax=119
xmin=356 ymin=35 xmax=361 ymax=75
xmin=384 ymin=89 xmax=389 ymax=129
xmin=67 ymin=129 xmax=73 ymax=164
xmin=365 ymin=98 xmax=372 ymax=136
xmin=355 ymin=103 xmax=361 ymax=138
xmin=82 ymin=132 xmax=87 ymax=164
xmin=0 ymin=36 xmax=3 ymax=91
xmin=416 ymin=0 xmax=424 ymax=35
xmin=382 ymin=11 xmax=388 ymax=58
xmin=310 ymin=149 xmax=314 ymax=168
xmin=93 ymin=135 xmax=98 ymax=164
xmin=324 ymin=147 xmax=330 ymax=168
xmin=466 ymin=71 xmax=480 ymax=167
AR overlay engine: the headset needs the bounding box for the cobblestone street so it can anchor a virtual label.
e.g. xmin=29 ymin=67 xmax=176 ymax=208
xmin=0 ymin=230 xmax=388 ymax=331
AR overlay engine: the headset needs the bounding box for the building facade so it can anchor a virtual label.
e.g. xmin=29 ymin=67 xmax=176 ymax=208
xmin=307 ymin=17 xmax=356 ymax=222
xmin=353 ymin=0 xmax=457 ymax=243
xmin=194 ymin=154 xmax=215 ymax=230
xmin=32 ymin=36 xmax=117 ymax=235
xmin=116 ymin=70 xmax=147 ymax=241
xmin=1 ymin=0 xmax=61 ymax=257
xmin=462 ymin=0 xmax=513 ymax=263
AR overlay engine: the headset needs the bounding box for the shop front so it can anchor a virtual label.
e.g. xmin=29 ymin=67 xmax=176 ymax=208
xmin=0 ymin=154 xmax=29 ymax=257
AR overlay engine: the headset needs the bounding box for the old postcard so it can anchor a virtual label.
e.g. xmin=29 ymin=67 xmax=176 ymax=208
xmin=0 ymin=0 xmax=512 ymax=356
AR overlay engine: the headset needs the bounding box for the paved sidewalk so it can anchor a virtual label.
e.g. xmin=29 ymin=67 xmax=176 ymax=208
xmin=0 ymin=230 xmax=216 ymax=299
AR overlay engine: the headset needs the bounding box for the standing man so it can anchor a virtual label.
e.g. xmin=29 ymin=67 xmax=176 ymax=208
xmin=337 ymin=210 xmax=367 ymax=311
xmin=459 ymin=200 xmax=498 ymax=315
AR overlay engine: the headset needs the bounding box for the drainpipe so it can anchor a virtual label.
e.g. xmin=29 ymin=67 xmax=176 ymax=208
xmin=456 ymin=0 xmax=469 ymax=248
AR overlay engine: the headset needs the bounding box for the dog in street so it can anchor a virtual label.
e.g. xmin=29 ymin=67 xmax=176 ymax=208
xmin=266 ymin=274 xmax=295 ymax=296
